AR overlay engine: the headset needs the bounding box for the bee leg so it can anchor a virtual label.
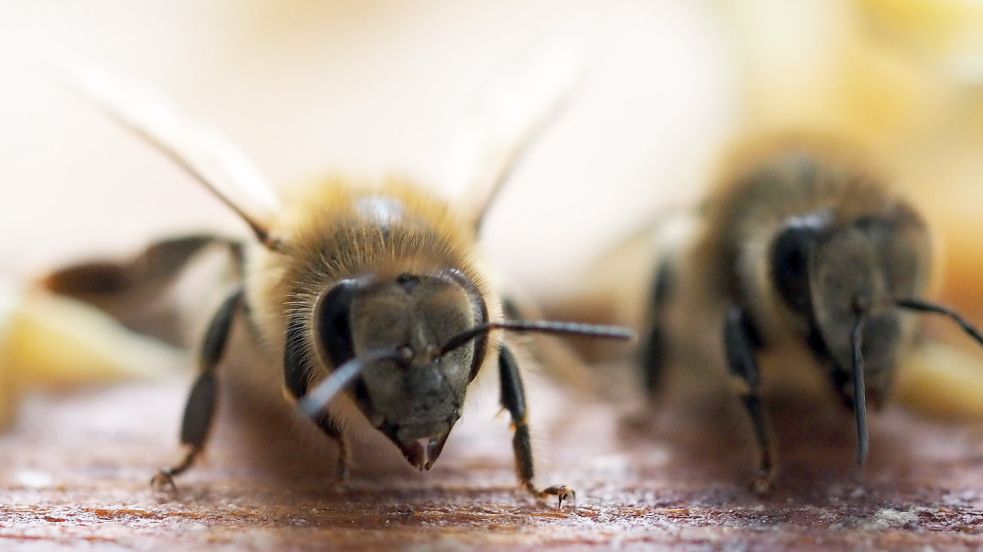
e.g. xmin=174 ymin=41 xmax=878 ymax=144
xmin=640 ymin=257 xmax=674 ymax=397
xmin=282 ymin=314 xmax=352 ymax=486
xmin=499 ymin=345 xmax=575 ymax=508
xmin=151 ymin=288 xmax=242 ymax=492
xmin=314 ymin=415 xmax=351 ymax=485
xmin=723 ymin=304 xmax=774 ymax=494
xmin=640 ymin=324 xmax=665 ymax=396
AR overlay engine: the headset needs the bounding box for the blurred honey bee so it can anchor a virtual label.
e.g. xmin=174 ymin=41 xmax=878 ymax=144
xmin=572 ymin=136 xmax=983 ymax=492
xmin=42 ymin=54 xmax=632 ymax=506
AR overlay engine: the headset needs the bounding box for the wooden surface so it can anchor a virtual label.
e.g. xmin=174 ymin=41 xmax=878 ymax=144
xmin=2 ymin=365 xmax=983 ymax=551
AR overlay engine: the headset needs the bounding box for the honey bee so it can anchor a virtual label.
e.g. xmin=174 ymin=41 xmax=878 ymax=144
xmin=630 ymin=136 xmax=983 ymax=492
xmin=43 ymin=55 xmax=632 ymax=506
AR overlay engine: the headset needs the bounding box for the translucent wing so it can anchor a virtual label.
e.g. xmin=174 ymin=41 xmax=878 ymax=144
xmin=444 ymin=46 xmax=585 ymax=232
xmin=54 ymin=50 xmax=282 ymax=248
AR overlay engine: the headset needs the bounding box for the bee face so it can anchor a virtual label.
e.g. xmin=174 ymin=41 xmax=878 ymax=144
xmin=809 ymin=223 xmax=900 ymax=403
xmin=770 ymin=210 xmax=926 ymax=402
xmin=313 ymin=271 xmax=487 ymax=468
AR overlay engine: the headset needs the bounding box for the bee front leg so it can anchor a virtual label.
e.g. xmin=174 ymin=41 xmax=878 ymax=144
xmin=151 ymin=288 xmax=242 ymax=491
xmin=640 ymin=257 xmax=674 ymax=397
xmin=498 ymin=345 xmax=574 ymax=508
xmin=313 ymin=416 xmax=351 ymax=484
xmin=282 ymin=313 xmax=352 ymax=486
xmin=723 ymin=304 xmax=775 ymax=494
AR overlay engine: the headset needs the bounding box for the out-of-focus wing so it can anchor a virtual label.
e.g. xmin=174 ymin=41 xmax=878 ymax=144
xmin=443 ymin=46 xmax=585 ymax=232
xmin=54 ymin=49 xmax=282 ymax=248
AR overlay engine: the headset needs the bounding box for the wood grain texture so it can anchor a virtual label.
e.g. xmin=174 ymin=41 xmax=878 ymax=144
xmin=2 ymin=367 xmax=982 ymax=551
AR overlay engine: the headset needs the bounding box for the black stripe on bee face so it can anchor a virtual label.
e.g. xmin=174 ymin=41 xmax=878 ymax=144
xmin=316 ymin=279 xmax=365 ymax=368
xmin=652 ymin=256 xmax=674 ymax=307
xmin=318 ymin=279 xmax=376 ymax=408
xmin=439 ymin=268 xmax=489 ymax=382
xmin=284 ymin=279 xmax=366 ymax=400
xmin=640 ymin=256 xmax=676 ymax=395
xmin=770 ymin=212 xmax=830 ymax=315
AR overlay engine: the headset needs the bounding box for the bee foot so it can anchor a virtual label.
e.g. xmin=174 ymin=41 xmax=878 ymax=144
xmin=540 ymin=485 xmax=576 ymax=509
xmin=330 ymin=472 xmax=350 ymax=494
xmin=330 ymin=480 xmax=350 ymax=495
xmin=750 ymin=474 xmax=773 ymax=495
xmin=150 ymin=470 xmax=178 ymax=494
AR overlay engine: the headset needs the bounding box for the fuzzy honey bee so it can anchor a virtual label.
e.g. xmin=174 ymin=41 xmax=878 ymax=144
xmin=628 ymin=137 xmax=983 ymax=492
xmin=42 ymin=55 xmax=632 ymax=506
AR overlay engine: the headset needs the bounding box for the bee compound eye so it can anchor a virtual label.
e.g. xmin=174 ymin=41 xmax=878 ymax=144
xmin=770 ymin=215 xmax=827 ymax=314
xmin=773 ymin=228 xmax=810 ymax=277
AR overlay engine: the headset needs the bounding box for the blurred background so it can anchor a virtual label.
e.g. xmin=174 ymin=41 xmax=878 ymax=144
xmin=2 ymin=5 xmax=983 ymax=544
xmin=2 ymin=0 xmax=982 ymax=309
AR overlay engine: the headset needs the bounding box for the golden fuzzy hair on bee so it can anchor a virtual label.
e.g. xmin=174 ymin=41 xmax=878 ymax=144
xmin=693 ymin=135 xmax=934 ymax=337
xmin=48 ymin=49 xmax=632 ymax=504
xmin=278 ymin=178 xmax=485 ymax=283
xmin=631 ymin=133 xmax=983 ymax=489
xmin=243 ymin=177 xmax=498 ymax=353
xmin=243 ymin=177 xmax=503 ymax=437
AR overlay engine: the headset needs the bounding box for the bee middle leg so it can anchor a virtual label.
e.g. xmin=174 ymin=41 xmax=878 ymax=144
xmin=312 ymin=415 xmax=351 ymax=484
xmin=151 ymin=288 xmax=242 ymax=491
xmin=723 ymin=304 xmax=775 ymax=494
xmin=499 ymin=344 xmax=575 ymax=507
xmin=282 ymin=314 xmax=352 ymax=485
xmin=640 ymin=257 xmax=675 ymax=397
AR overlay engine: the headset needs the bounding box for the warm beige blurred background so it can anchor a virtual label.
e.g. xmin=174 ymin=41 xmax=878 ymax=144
xmin=3 ymin=5 xmax=983 ymax=548
xmin=1 ymin=0 xmax=981 ymax=308
xmin=0 ymin=0 xmax=735 ymax=301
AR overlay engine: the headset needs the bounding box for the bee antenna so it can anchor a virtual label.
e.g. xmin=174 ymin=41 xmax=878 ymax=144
xmin=896 ymin=298 xmax=983 ymax=347
xmin=439 ymin=320 xmax=635 ymax=358
xmin=850 ymin=312 xmax=869 ymax=465
xmin=297 ymin=348 xmax=406 ymax=418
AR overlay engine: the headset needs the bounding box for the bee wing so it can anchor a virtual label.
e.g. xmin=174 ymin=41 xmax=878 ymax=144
xmin=55 ymin=51 xmax=281 ymax=246
xmin=444 ymin=46 xmax=585 ymax=232
xmin=40 ymin=234 xmax=242 ymax=345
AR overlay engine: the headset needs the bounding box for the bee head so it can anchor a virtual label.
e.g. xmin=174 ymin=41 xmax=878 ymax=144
xmin=291 ymin=270 xmax=634 ymax=472
xmin=771 ymin=212 xmax=927 ymax=400
xmin=770 ymin=210 xmax=931 ymax=462
xmin=309 ymin=269 xmax=487 ymax=471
